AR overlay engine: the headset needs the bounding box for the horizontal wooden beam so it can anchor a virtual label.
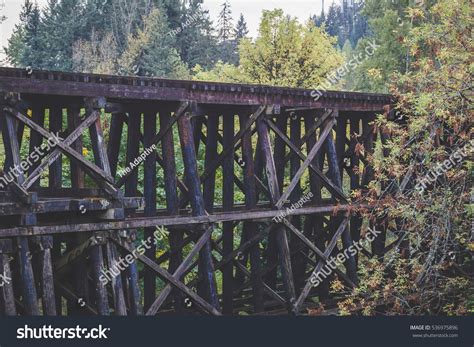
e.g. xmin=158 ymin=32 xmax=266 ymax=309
xmin=0 ymin=204 xmax=366 ymax=237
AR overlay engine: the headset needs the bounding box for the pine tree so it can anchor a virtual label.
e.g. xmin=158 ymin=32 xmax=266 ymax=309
xmin=4 ymin=0 xmax=43 ymax=68
xmin=118 ymin=7 xmax=188 ymax=78
xmin=235 ymin=13 xmax=249 ymax=40
xmin=177 ymin=0 xmax=218 ymax=70
xmin=217 ymin=0 xmax=237 ymax=64
xmin=238 ymin=9 xmax=344 ymax=88
xmin=40 ymin=0 xmax=88 ymax=71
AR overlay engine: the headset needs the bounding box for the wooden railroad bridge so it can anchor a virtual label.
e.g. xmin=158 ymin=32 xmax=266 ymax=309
xmin=0 ymin=67 xmax=394 ymax=316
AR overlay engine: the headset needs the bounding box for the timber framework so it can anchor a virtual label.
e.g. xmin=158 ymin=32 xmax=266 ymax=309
xmin=0 ymin=67 xmax=395 ymax=316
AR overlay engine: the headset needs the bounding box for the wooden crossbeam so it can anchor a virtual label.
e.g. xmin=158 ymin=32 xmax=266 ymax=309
xmin=146 ymin=227 xmax=212 ymax=315
xmin=276 ymin=116 xmax=337 ymax=209
xmin=23 ymin=109 xmax=100 ymax=189
xmin=293 ymin=215 xmax=350 ymax=313
xmin=265 ymin=117 xmax=347 ymax=203
xmin=116 ymin=101 xmax=189 ymax=187
xmin=4 ymin=106 xmax=120 ymax=199
xmin=179 ymin=105 xmax=266 ymax=207
xmin=110 ymin=234 xmax=221 ymax=316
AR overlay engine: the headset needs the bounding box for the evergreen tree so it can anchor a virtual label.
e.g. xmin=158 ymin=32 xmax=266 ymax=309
xmin=351 ymin=0 xmax=413 ymax=92
xmin=217 ymin=0 xmax=237 ymax=64
xmin=177 ymin=0 xmax=218 ymax=70
xmin=118 ymin=7 xmax=188 ymax=78
xmin=4 ymin=0 xmax=43 ymax=68
xmin=40 ymin=0 xmax=88 ymax=71
xmin=238 ymin=9 xmax=344 ymax=88
xmin=325 ymin=3 xmax=342 ymax=38
xmin=234 ymin=13 xmax=249 ymax=40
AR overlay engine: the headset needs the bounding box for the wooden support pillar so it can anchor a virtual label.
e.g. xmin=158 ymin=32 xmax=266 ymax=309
xmin=264 ymin=116 xmax=287 ymax=290
xmin=222 ymin=114 xmax=234 ymax=314
xmin=289 ymin=115 xmax=305 ymax=293
xmin=0 ymin=239 xmax=16 ymax=315
xmin=303 ymin=114 xmax=328 ymax=297
xmin=324 ymin=112 xmax=358 ymax=284
xmin=1 ymin=109 xmax=39 ymax=315
xmin=107 ymin=113 xmax=126 ymax=178
xmin=49 ymin=105 xmax=62 ymax=189
xmin=159 ymin=108 xmax=183 ymax=312
xmin=239 ymin=113 xmax=264 ymax=313
xmin=32 ymin=236 xmax=56 ymax=315
xmin=143 ymin=111 xmax=157 ymax=312
xmin=123 ymin=111 xmax=142 ymax=315
xmin=257 ymin=115 xmax=296 ymax=311
xmin=177 ymin=106 xmax=219 ymax=310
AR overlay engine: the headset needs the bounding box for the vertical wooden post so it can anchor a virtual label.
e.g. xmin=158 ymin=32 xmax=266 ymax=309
xmin=289 ymin=114 xmax=305 ymax=292
xmin=107 ymin=113 xmax=126 ymax=178
xmin=124 ymin=111 xmax=142 ymax=315
xmin=160 ymin=107 xmax=183 ymax=312
xmin=47 ymin=105 xmax=63 ymax=315
xmin=324 ymin=111 xmax=358 ymax=284
xmin=66 ymin=106 xmax=88 ymax=315
xmin=143 ymin=111 xmax=157 ymax=311
xmin=222 ymin=114 xmax=234 ymax=314
xmin=1 ymin=110 xmax=39 ymax=315
xmin=177 ymin=106 xmax=219 ymax=310
xmin=264 ymin=116 xmax=287 ymax=290
xmin=0 ymin=239 xmax=16 ymax=315
xmin=240 ymin=113 xmax=264 ymax=313
xmin=257 ymin=115 xmax=296 ymax=311
xmin=304 ymin=112 xmax=329 ymax=298
xmin=87 ymin=100 xmax=111 ymax=315
xmin=49 ymin=106 xmax=62 ymax=188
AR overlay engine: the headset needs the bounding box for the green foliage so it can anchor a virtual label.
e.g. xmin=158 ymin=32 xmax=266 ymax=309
xmin=118 ymin=8 xmax=188 ymax=78
xmin=354 ymin=0 xmax=473 ymax=315
xmin=176 ymin=0 xmax=218 ymax=70
xmin=237 ymin=9 xmax=344 ymax=88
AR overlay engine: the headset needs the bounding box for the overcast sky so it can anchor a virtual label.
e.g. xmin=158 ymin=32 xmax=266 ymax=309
xmin=0 ymin=0 xmax=339 ymax=62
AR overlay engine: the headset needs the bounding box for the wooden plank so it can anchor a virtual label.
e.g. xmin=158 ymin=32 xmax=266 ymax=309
xmin=222 ymin=115 xmax=234 ymax=314
xmin=256 ymin=117 xmax=296 ymax=310
xmin=177 ymin=108 xmax=219 ymax=309
xmin=0 ymin=249 xmax=16 ymax=315
xmin=240 ymin=113 xmax=264 ymax=312
xmin=0 ymin=204 xmax=361 ymax=237
xmin=27 ymin=105 xmax=45 ymax=189
xmin=107 ymin=113 xmax=126 ymax=178
xmin=32 ymin=236 xmax=57 ymax=315
xmin=143 ymin=111 xmax=157 ymax=311
xmin=159 ymin=108 xmax=183 ymax=312
xmin=48 ymin=106 xmax=63 ymax=189
xmin=123 ymin=111 xmax=142 ymax=316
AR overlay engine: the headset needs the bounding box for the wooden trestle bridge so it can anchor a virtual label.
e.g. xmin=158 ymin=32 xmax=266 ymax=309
xmin=0 ymin=67 xmax=394 ymax=316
